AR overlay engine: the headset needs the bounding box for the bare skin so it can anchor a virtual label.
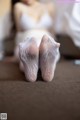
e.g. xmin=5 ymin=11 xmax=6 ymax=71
xmin=6 ymin=0 xmax=60 ymax=82
xmin=13 ymin=0 xmax=55 ymax=31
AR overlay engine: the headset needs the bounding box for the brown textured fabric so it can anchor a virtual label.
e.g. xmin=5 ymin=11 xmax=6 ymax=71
xmin=0 ymin=59 xmax=80 ymax=120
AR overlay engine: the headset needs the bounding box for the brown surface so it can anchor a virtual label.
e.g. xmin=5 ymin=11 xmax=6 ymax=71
xmin=0 ymin=59 xmax=80 ymax=120
xmin=56 ymin=35 xmax=80 ymax=58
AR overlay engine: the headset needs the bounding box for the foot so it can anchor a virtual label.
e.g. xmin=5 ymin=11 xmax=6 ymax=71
xmin=19 ymin=37 xmax=39 ymax=82
xmin=20 ymin=62 xmax=24 ymax=72
xmin=39 ymin=35 xmax=60 ymax=82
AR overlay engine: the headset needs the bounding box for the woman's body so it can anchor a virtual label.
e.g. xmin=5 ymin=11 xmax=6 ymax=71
xmin=12 ymin=0 xmax=60 ymax=82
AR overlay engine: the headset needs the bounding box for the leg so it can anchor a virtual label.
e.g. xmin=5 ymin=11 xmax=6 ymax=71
xmin=19 ymin=37 xmax=39 ymax=82
xmin=39 ymin=35 xmax=60 ymax=82
xmin=14 ymin=46 xmax=24 ymax=70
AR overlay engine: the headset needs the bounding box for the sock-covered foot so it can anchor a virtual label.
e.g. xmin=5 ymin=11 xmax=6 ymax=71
xmin=40 ymin=35 xmax=60 ymax=82
xmin=19 ymin=37 xmax=39 ymax=82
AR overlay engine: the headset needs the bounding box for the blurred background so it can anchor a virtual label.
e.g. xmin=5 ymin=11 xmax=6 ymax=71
xmin=0 ymin=0 xmax=80 ymax=60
